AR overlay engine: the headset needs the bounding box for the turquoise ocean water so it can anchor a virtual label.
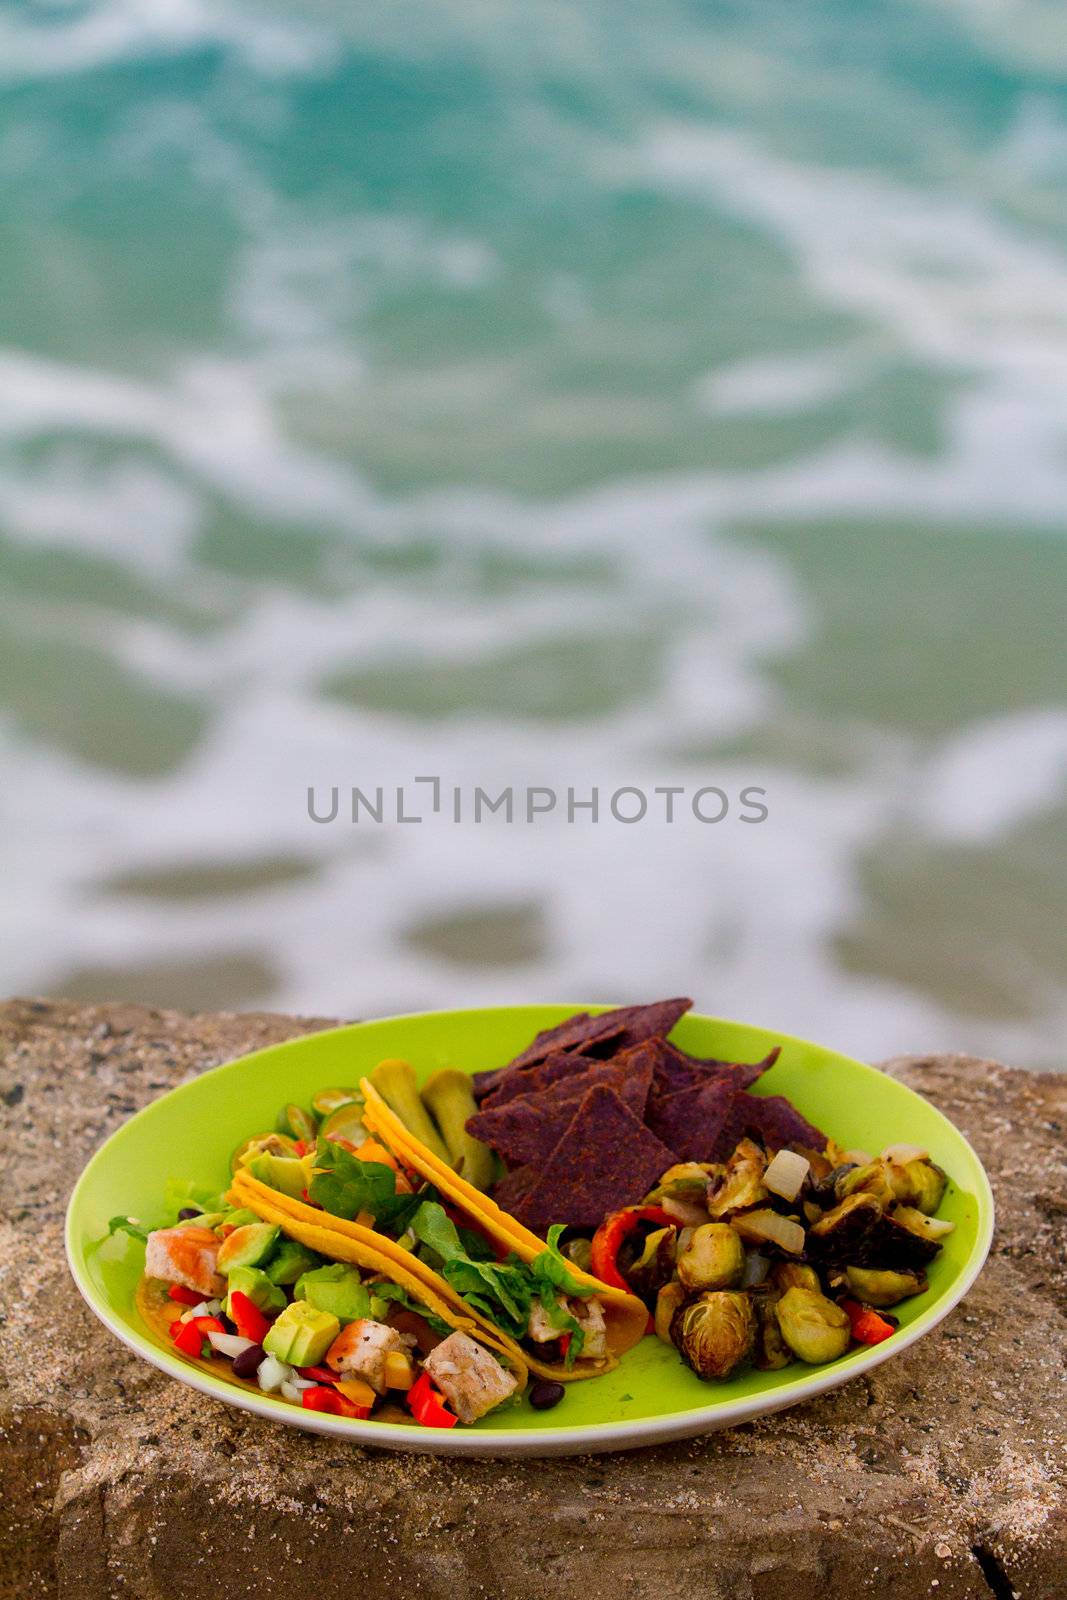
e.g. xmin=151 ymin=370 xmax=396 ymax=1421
xmin=2 ymin=2 xmax=1066 ymax=1066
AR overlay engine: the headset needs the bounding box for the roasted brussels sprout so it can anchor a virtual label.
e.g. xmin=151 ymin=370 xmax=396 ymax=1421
xmin=810 ymin=1164 xmax=857 ymax=1209
xmin=628 ymin=1226 xmax=678 ymax=1300
xmin=895 ymin=1160 xmax=947 ymax=1215
xmin=808 ymin=1192 xmax=883 ymax=1263
xmin=753 ymin=1290 xmax=792 ymax=1370
xmin=654 ymin=1280 xmax=687 ymax=1344
xmin=858 ymin=1211 xmax=942 ymax=1271
xmin=670 ymin=1290 xmax=756 ymax=1380
xmin=707 ymin=1139 xmax=769 ymax=1219
xmin=836 ymin=1161 xmax=896 ymax=1208
xmin=676 ymin=1223 xmax=745 ymax=1292
xmin=774 ymin=1286 xmax=851 ymax=1364
xmin=771 ymin=1261 xmax=821 ymax=1293
xmin=653 ymin=1162 xmax=721 ymax=1196
xmin=844 ymin=1265 xmax=925 ymax=1307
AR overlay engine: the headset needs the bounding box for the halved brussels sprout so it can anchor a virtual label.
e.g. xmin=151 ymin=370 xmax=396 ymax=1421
xmin=836 ymin=1161 xmax=896 ymax=1208
xmin=774 ymin=1286 xmax=850 ymax=1364
xmin=707 ymin=1139 xmax=768 ymax=1219
xmin=676 ymin=1223 xmax=745 ymax=1292
xmin=771 ymin=1261 xmax=821 ymax=1293
xmin=896 ymin=1160 xmax=947 ymax=1215
xmin=844 ymin=1265 xmax=925 ymax=1307
xmin=670 ymin=1290 xmax=756 ymax=1380
xmin=628 ymin=1226 xmax=678 ymax=1300
xmin=808 ymin=1192 xmax=883 ymax=1262
xmin=654 ymin=1280 xmax=687 ymax=1344
xmin=752 ymin=1290 xmax=792 ymax=1370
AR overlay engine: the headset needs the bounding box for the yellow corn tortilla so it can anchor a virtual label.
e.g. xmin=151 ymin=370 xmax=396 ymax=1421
xmin=359 ymin=1073 xmax=650 ymax=1365
xmin=227 ymin=1169 xmax=529 ymax=1391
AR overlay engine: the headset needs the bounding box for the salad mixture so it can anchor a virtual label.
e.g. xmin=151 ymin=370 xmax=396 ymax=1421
xmin=108 ymin=1000 xmax=955 ymax=1428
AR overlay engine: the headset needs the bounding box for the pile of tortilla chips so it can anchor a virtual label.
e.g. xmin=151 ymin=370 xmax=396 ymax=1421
xmin=467 ymin=999 xmax=824 ymax=1232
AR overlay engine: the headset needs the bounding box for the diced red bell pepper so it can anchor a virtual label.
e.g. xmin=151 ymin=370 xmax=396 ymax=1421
xmin=841 ymin=1298 xmax=895 ymax=1346
xmin=191 ymin=1315 xmax=225 ymax=1336
xmin=167 ymin=1284 xmax=203 ymax=1306
xmin=301 ymin=1385 xmax=369 ymax=1420
xmin=296 ymin=1365 xmax=338 ymax=1384
xmin=407 ymin=1369 xmax=458 ymax=1429
xmin=170 ymin=1318 xmax=204 ymax=1359
xmin=228 ymin=1290 xmax=270 ymax=1345
xmin=589 ymin=1205 xmax=678 ymax=1292
xmin=558 ymin=1332 xmax=571 ymax=1358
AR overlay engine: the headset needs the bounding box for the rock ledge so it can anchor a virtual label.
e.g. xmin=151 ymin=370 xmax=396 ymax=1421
xmin=1 ymin=999 xmax=1064 ymax=1600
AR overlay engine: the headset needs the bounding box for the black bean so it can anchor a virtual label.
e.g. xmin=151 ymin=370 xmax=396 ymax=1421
xmin=177 ymin=1207 xmax=200 ymax=1221
xmin=232 ymin=1343 xmax=266 ymax=1379
xmin=528 ymin=1379 xmax=565 ymax=1411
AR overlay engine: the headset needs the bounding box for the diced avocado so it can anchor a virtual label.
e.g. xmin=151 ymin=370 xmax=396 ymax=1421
xmin=220 ymin=1207 xmax=261 ymax=1230
xmin=175 ymin=1210 xmax=226 ymax=1231
xmin=217 ymin=1222 xmax=280 ymax=1274
xmin=224 ymin=1265 xmax=287 ymax=1317
xmin=246 ymin=1153 xmax=307 ymax=1200
xmin=265 ymin=1239 xmax=322 ymax=1286
xmin=262 ymin=1300 xmax=340 ymax=1367
xmin=295 ymin=1263 xmax=372 ymax=1323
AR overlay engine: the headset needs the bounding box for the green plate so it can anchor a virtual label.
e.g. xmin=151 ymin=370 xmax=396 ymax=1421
xmin=65 ymin=1006 xmax=994 ymax=1456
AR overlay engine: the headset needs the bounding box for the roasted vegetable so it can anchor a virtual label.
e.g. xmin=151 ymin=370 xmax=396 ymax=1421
xmin=771 ymin=1261 xmax=821 ymax=1293
xmin=866 ymin=1211 xmax=944 ymax=1270
xmin=676 ymin=1223 xmax=745 ymax=1292
xmin=894 ymin=1161 xmax=948 ymax=1214
xmin=808 ymin=1192 xmax=883 ymax=1263
xmin=809 ymin=1163 xmax=857 ymax=1208
xmin=707 ymin=1139 xmax=768 ymax=1219
xmin=731 ymin=1208 xmax=806 ymax=1255
xmin=654 ymin=1280 xmax=687 ymax=1343
xmin=670 ymin=1290 xmax=756 ymax=1380
xmin=753 ymin=1290 xmax=792 ymax=1370
xmin=837 ymin=1161 xmax=897 ymax=1208
xmin=844 ymin=1265 xmax=925 ymax=1308
xmin=763 ymin=1149 xmax=810 ymax=1202
xmin=628 ymin=1226 xmax=679 ymax=1300
xmin=652 ymin=1162 xmax=721 ymax=1198
xmin=774 ymin=1286 xmax=851 ymax=1364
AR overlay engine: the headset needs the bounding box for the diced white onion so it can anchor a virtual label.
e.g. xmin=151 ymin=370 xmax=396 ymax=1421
xmin=843 ymin=1148 xmax=872 ymax=1167
xmin=290 ymin=1375 xmax=316 ymax=1391
xmin=732 ymin=1209 xmax=806 ymax=1255
xmin=203 ymin=1299 xmax=224 ymax=1317
xmin=257 ymin=1355 xmax=292 ymax=1394
xmin=881 ymin=1143 xmax=927 ymax=1165
xmin=764 ymin=1149 xmax=810 ymax=1202
xmin=661 ymin=1194 xmax=710 ymax=1227
xmin=280 ymin=1379 xmax=306 ymax=1403
xmin=206 ymin=1331 xmax=255 ymax=1358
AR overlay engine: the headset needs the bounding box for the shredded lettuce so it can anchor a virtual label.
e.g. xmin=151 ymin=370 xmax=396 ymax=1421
xmin=161 ymin=1177 xmax=225 ymax=1225
xmin=409 ymin=1202 xmax=532 ymax=1337
xmin=529 ymin=1224 xmax=596 ymax=1299
xmin=365 ymin=1281 xmax=454 ymax=1337
xmin=107 ymin=1215 xmax=148 ymax=1244
xmin=308 ymin=1137 xmax=424 ymax=1231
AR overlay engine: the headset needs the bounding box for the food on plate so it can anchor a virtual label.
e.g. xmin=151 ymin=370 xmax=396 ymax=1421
xmin=105 ymin=998 xmax=956 ymax=1426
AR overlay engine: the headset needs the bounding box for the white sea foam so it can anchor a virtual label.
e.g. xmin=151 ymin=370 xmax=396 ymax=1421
xmin=0 ymin=0 xmax=331 ymax=80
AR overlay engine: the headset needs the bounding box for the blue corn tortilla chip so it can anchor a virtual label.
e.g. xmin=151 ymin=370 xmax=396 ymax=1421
xmin=472 ymin=997 xmax=692 ymax=1101
xmin=647 ymin=1079 xmax=750 ymax=1163
xmin=740 ymin=1092 xmax=824 ymax=1151
xmin=649 ymin=1042 xmax=779 ymax=1100
xmin=507 ymin=1084 xmax=678 ymax=1233
xmin=475 ymin=1050 xmax=603 ymax=1110
xmin=468 ymin=1050 xmax=654 ymax=1167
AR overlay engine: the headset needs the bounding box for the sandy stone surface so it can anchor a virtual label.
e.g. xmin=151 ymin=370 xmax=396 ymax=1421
xmin=0 ymin=998 xmax=1064 ymax=1600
